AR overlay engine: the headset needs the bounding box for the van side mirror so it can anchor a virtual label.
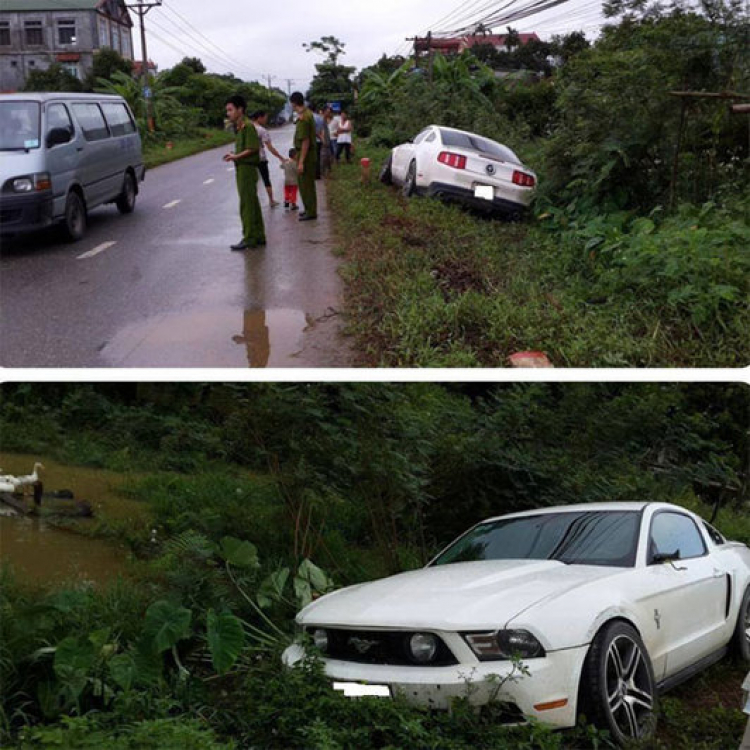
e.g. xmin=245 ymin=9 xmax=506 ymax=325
xmin=46 ymin=127 xmax=72 ymax=148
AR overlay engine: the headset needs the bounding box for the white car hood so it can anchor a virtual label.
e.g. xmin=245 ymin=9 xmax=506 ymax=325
xmin=299 ymin=559 xmax=619 ymax=631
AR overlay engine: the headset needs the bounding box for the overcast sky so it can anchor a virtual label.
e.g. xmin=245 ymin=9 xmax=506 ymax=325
xmin=139 ymin=0 xmax=607 ymax=89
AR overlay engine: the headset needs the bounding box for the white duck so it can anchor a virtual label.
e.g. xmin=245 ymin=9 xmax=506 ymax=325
xmin=16 ymin=462 xmax=45 ymax=485
xmin=0 ymin=463 xmax=45 ymax=493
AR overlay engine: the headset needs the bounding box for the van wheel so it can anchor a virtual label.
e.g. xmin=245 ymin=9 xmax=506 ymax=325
xmin=579 ymin=621 xmax=657 ymax=745
xmin=62 ymin=191 xmax=86 ymax=242
xmin=116 ymin=172 xmax=137 ymax=214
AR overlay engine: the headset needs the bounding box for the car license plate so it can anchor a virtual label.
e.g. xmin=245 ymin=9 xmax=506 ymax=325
xmin=333 ymin=682 xmax=391 ymax=699
xmin=474 ymin=185 xmax=494 ymax=201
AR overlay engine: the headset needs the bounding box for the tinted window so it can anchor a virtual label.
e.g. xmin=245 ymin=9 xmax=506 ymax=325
xmin=0 ymin=22 xmax=10 ymax=46
xmin=439 ymin=129 xmax=521 ymax=164
xmin=413 ymin=129 xmax=431 ymax=145
xmin=649 ymin=512 xmax=706 ymax=562
xmin=72 ymin=103 xmax=109 ymax=141
xmin=703 ymin=521 xmax=725 ymax=546
xmin=25 ymin=21 xmax=43 ymax=46
xmin=432 ymin=511 xmax=641 ymax=568
xmin=101 ymin=102 xmax=135 ymax=137
xmin=46 ymin=103 xmax=74 ymax=135
xmin=0 ymin=101 xmax=41 ymax=150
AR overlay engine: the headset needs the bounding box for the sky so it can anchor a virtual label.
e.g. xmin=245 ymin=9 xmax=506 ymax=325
xmin=138 ymin=0 xmax=608 ymax=89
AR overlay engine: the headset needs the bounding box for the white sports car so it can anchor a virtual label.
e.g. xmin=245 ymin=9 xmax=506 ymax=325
xmin=283 ymin=502 xmax=750 ymax=745
xmin=379 ymin=125 xmax=537 ymax=219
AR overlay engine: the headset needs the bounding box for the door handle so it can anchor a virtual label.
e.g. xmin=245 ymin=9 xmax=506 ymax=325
xmin=713 ymin=568 xmax=725 ymax=578
xmin=76 ymin=146 xmax=83 ymax=152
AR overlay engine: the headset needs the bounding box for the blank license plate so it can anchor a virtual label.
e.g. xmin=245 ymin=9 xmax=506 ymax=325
xmin=474 ymin=185 xmax=494 ymax=201
xmin=333 ymin=682 xmax=391 ymax=698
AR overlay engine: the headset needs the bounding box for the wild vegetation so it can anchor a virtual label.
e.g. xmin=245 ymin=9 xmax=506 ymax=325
xmin=329 ymin=0 xmax=749 ymax=367
xmin=1 ymin=384 xmax=748 ymax=748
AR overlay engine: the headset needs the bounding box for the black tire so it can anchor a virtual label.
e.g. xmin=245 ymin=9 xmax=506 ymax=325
xmin=379 ymin=155 xmax=393 ymax=186
xmin=579 ymin=621 xmax=657 ymax=746
xmin=116 ymin=171 xmax=137 ymax=214
xmin=733 ymin=586 xmax=750 ymax=662
xmin=403 ymin=160 xmax=417 ymax=198
xmin=61 ymin=191 xmax=86 ymax=242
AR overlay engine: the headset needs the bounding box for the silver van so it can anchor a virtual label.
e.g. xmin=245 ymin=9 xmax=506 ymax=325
xmin=0 ymin=92 xmax=144 ymax=242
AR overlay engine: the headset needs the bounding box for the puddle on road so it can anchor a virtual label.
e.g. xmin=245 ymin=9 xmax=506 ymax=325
xmin=0 ymin=516 xmax=128 ymax=587
xmin=101 ymin=308 xmax=314 ymax=367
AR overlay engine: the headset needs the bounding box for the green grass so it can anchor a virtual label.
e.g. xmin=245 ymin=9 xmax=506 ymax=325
xmin=328 ymin=146 xmax=749 ymax=368
xmin=143 ymin=129 xmax=235 ymax=169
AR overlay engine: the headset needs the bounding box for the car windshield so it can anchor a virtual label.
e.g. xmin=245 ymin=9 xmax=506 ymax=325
xmin=0 ymin=101 xmax=41 ymax=151
xmin=439 ymin=129 xmax=521 ymax=165
xmin=432 ymin=511 xmax=641 ymax=568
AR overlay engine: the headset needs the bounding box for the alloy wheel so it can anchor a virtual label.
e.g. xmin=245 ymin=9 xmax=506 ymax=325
xmin=604 ymin=634 xmax=655 ymax=739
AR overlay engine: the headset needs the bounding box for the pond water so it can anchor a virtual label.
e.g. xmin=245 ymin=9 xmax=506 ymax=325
xmin=0 ymin=453 xmax=148 ymax=587
xmin=0 ymin=515 xmax=128 ymax=586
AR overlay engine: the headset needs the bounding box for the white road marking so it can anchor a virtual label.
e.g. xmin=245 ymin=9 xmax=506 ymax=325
xmin=203 ymin=178 xmax=215 ymax=185
xmin=163 ymin=199 xmax=181 ymax=209
xmin=77 ymin=241 xmax=116 ymax=260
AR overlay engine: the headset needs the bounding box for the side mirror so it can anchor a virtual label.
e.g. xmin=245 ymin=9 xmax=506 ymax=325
xmin=46 ymin=127 xmax=72 ymax=148
xmin=651 ymin=549 xmax=681 ymax=565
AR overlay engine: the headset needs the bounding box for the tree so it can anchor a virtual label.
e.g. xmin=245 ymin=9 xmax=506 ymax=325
xmin=304 ymin=36 xmax=355 ymax=109
xmin=303 ymin=35 xmax=347 ymax=65
xmin=85 ymin=48 xmax=133 ymax=89
xmin=23 ymin=63 xmax=84 ymax=93
xmin=181 ymin=57 xmax=206 ymax=74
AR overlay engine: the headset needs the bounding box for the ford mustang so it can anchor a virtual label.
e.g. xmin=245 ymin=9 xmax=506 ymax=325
xmin=283 ymin=502 xmax=750 ymax=745
xmin=379 ymin=125 xmax=537 ymax=219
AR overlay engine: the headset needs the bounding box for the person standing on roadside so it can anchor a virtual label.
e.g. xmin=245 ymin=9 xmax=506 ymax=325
xmin=290 ymin=92 xmax=317 ymax=221
xmin=223 ymin=95 xmax=265 ymax=250
xmin=250 ymin=110 xmax=285 ymax=207
xmin=335 ymin=109 xmax=353 ymax=163
xmin=329 ymin=110 xmax=341 ymax=162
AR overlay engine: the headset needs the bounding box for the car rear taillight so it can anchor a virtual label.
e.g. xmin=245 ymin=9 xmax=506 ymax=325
xmin=512 ymin=170 xmax=536 ymax=188
xmin=438 ymin=151 xmax=467 ymax=169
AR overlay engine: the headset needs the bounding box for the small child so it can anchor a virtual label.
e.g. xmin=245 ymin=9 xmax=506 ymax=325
xmin=281 ymin=148 xmax=299 ymax=211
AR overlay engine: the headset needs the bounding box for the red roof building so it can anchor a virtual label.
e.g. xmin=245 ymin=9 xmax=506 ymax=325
xmin=415 ymin=33 xmax=540 ymax=55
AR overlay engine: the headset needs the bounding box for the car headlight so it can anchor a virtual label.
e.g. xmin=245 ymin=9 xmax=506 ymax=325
xmin=464 ymin=629 xmax=545 ymax=661
xmin=408 ymin=632 xmax=438 ymax=663
xmin=312 ymin=628 xmax=329 ymax=652
xmin=12 ymin=177 xmax=34 ymax=192
xmin=10 ymin=173 xmax=51 ymax=193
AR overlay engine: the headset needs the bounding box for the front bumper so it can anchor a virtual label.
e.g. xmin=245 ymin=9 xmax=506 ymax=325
xmin=282 ymin=642 xmax=587 ymax=728
xmin=0 ymin=190 xmax=54 ymax=236
xmin=424 ymin=182 xmax=528 ymax=217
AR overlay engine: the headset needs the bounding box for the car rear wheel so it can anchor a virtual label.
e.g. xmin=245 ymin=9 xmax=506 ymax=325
xmin=116 ymin=172 xmax=137 ymax=214
xmin=403 ymin=161 xmax=416 ymax=198
xmin=579 ymin=621 xmax=657 ymax=745
xmin=62 ymin=191 xmax=86 ymax=242
xmin=379 ymin=155 xmax=393 ymax=186
xmin=733 ymin=586 xmax=750 ymax=662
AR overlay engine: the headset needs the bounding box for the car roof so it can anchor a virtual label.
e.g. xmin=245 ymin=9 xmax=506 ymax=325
xmin=481 ymin=502 xmax=693 ymax=524
xmin=0 ymin=93 xmax=125 ymax=103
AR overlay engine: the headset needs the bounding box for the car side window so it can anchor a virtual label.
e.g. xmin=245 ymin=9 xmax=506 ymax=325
xmin=413 ymin=129 xmax=430 ymax=145
xmin=101 ymin=102 xmax=136 ymax=138
xmin=649 ymin=512 xmax=707 ymax=563
xmin=703 ymin=521 xmax=725 ymax=546
xmin=72 ymin=103 xmax=109 ymax=142
xmin=425 ymin=132 xmax=437 ymax=143
xmin=46 ymin=103 xmax=73 ymax=136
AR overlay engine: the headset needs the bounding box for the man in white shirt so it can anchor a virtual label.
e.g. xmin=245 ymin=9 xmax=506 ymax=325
xmin=250 ymin=111 xmax=285 ymax=207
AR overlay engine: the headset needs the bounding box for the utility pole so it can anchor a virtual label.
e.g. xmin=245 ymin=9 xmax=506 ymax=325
xmin=127 ymin=1 xmax=162 ymax=133
xmin=286 ymin=78 xmax=294 ymax=95
xmin=266 ymin=74 xmax=276 ymax=92
xmin=427 ymin=31 xmax=434 ymax=84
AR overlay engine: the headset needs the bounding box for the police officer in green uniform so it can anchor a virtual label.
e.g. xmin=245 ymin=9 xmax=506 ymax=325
xmin=224 ymin=95 xmax=266 ymax=250
xmin=290 ymin=92 xmax=317 ymax=221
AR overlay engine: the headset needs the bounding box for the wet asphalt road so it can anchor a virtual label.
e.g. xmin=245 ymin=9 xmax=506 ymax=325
xmin=0 ymin=124 xmax=350 ymax=369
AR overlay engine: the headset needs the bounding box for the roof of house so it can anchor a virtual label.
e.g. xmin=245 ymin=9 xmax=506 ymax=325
xmin=464 ymin=33 xmax=541 ymax=47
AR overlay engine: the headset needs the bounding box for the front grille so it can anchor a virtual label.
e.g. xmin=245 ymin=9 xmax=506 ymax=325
xmin=0 ymin=209 xmax=23 ymax=224
xmin=309 ymin=628 xmax=458 ymax=667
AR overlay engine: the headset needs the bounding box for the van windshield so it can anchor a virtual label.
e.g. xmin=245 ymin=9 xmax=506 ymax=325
xmin=0 ymin=101 xmax=41 ymax=151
